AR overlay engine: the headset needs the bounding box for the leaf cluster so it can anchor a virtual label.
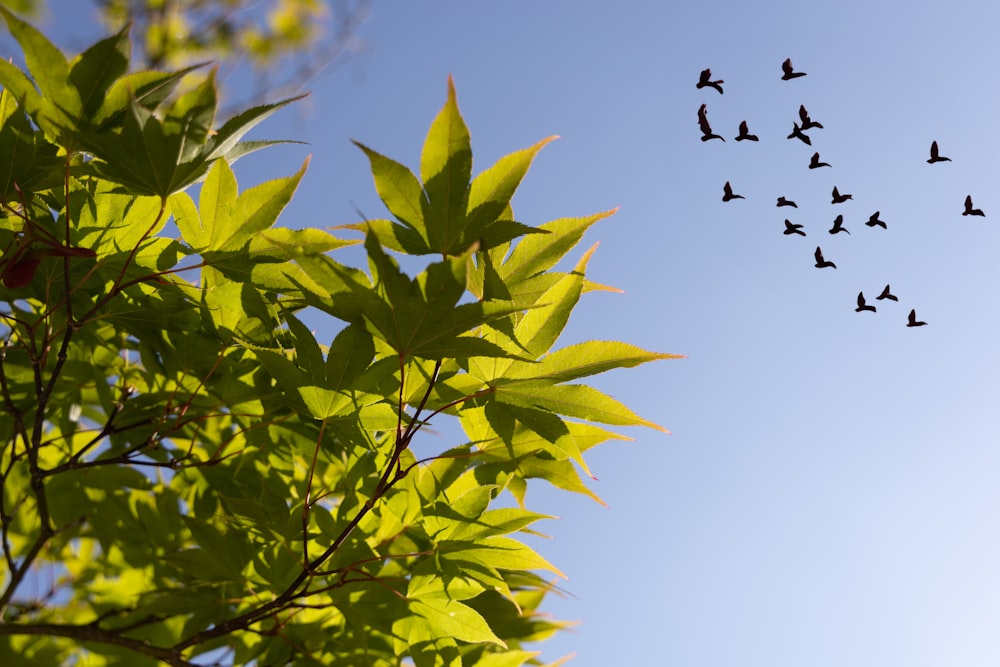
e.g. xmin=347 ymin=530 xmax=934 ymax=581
xmin=0 ymin=16 xmax=677 ymax=667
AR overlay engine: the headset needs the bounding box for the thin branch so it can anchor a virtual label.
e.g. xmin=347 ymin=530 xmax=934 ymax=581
xmin=0 ymin=622 xmax=195 ymax=666
xmin=302 ymin=418 xmax=330 ymax=564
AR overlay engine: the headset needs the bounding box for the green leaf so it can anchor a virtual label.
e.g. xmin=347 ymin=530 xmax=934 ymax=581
xmin=284 ymin=311 xmax=325 ymax=384
xmin=0 ymin=89 xmax=63 ymax=198
xmin=0 ymin=6 xmax=79 ymax=120
xmin=409 ymin=597 xmax=506 ymax=648
xmin=499 ymin=209 xmax=617 ymax=285
xmin=421 ymin=75 xmax=472 ymax=253
xmin=199 ymin=155 xmax=239 ymax=247
xmin=442 ymin=536 xmax=565 ymax=578
xmin=495 ymin=380 xmax=667 ymax=432
xmin=68 ymin=25 xmax=130 ymax=121
xmin=205 ymin=93 xmax=305 ymax=162
xmin=326 ymin=324 xmax=375 ymax=390
xmin=93 ymin=65 xmax=205 ymax=128
xmin=465 ymin=136 xmax=556 ymax=246
xmin=344 ymin=217 xmax=431 ymax=255
xmin=298 ymin=386 xmax=356 ymax=420
xmin=354 ymin=140 xmax=428 ymax=241
xmin=505 ymin=340 xmax=683 ymax=383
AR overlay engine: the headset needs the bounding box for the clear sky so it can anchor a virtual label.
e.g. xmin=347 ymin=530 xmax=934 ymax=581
xmin=34 ymin=1 xmax=1000 ymax=665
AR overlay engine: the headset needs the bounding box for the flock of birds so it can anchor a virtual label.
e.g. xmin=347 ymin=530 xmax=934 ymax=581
xmin=695 ymin=58 xmax=985 ymax=327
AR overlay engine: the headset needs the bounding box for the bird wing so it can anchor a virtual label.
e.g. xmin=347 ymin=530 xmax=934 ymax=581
xmin=783 ymin=58 xmax=792 ymax=74
xmin=930 ymin=141 xmax=939 ymax=158
xmin=724 ymin=182 xmax=733 ymax=196
xmin=699 ymin=69 xmax=711 ymax=84
xmin=814 ymin=247 xmax=823 ymax=262
xmin=857 ymin=292 xmax=865 ymax=307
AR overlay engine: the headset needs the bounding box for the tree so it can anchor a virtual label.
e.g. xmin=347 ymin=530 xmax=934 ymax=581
xmin=0 ymin=11 xmax=675 ymax=667
xmin=7 ymin=0 xmax=369 ymax=109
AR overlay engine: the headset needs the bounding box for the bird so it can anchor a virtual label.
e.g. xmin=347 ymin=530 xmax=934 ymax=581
xmin=962 ymin=195 xmax=985 ymax=217
xmin=735 ymin=120 xmax=759 ymax=141
xmin=783 ymin=219 xmax=806 ymax=236
xmin=828 ymin=214 xmax=850 ymax=235
xmin=799 ymin=105 xmax=824 ymax=130
xmin=907 ymin=309 xmax=927 ymax=327
xmin=814 ymin=246 xmax=836 ymax=269
xmin=697 ymin=68 xmax=724 ymax=94
xmin=808 ymin=152 xmax=831 ymax=169
xmin=722 ymin=181 xmax=744 ymax=202
xmin=698 ymin=104 xmax=725 ymax=142
xmin=831 ymin=186 xmax=853 ymax=204
xmin=876 ymin=284 xmax=898 ymax=301
xmin=855 ymin=292 xmax=877 ymax=313
xmin=787 ymin=122 xmax=812 ymax=145
xmin=782 ymin=58 xmax=807 ymax=80
xmin=776 ymin=196 xmax=798 ymax=208
xmin=865 ymin=211 xmax=887 ymax=229
xmin=927 ymin=141 xmax=951 ymax=164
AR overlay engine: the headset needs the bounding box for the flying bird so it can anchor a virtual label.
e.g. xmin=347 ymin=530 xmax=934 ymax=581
xmin=876 ymin=284 xmax=898 ymax=301
xmin=698 ymin=104 xmax=725 ymax=142
xmin=735 ymin=120 xmax=759 ymax=141
xmin=865 ymin=211 xmax=887 ymax=229
xmin=787 ymin=122 xmax=812 ymax=145
xmin=799 ymin=105 xmax=824 ymax=130
xmin=829 ymin=214 xmax=850 ymax=235
xmin=808 ymin=152 xmax=831 ymax=169
xmin=907 ymin=309 xmax=927 ymax=327
xmin=855 ymin=292 xmax=876 ymax=313
xmin=831 ymin=186 xmax=853 ymax=204
xmin=722 ymin=181 xmax=745 ymax=202
xmin=777 ymin=196 xmax=798 ymax=208
xmin=783 ymin=219 xmax=806 ymax=236
xmin=697 ymin=68 xmax=724 ymax=94
xmin=782 ymin=58 xmax=807 ymax=80
xmin=927 ymin=141 xmax=951 ymax=164
xmin=963 ymin=195 xmax=985 ymax=217
xmin=814 ymin=246 xmax=836 ymax=269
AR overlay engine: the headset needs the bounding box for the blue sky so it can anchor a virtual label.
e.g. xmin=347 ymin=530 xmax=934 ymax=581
xmin=37 ymin=1 xmax=1000 ymax=665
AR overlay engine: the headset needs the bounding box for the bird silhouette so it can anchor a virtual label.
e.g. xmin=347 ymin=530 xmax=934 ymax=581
xmin=814 ymin=246 xmax=836 ymax=269
xmin=783 ymin=219 xmax=806 ymax=236
xmin=855 ymin=292 xmax=876 ymax=313
xmin=876 ymin=284 xmax=898 ymax=301
xmin=831 ymin=186 xmax=853 ymax=204
xmin=799 ymin=105 xmax=824 ymax=130
xmin=828 ymin=214 xmax=850 ymax=235
xmin=865 ymin=211 xmax=887 ymax=229
xmin=698 ymin=104 xmax=725 ymax=142
xmin=927 ymin=141 xmax=951 ymax=164
xmin=787 ymin=122 xmax=812 ymax=145
xmin=782 ymin=58 xmax=807 ymax=80
xmin=722 ymin=181 xmax=745 ymax=202
xmin=963 ymin=195 xmax=985 ymax=217
xmin=777 ymin=196 xmax=798 ymax=208
xmin=697 ymin=68 xmax=724 ymax=94
xmin=907 ymin=309 xmax=927 ymax=327
xmin=809 ymin=152 xmax=831 ymax=169
xmin=735 ymin=120 xmax=759 ymax=141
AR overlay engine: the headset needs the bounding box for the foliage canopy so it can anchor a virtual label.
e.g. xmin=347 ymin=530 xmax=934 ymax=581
xmin=0 ymin=11 xmax=674 ymax=666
